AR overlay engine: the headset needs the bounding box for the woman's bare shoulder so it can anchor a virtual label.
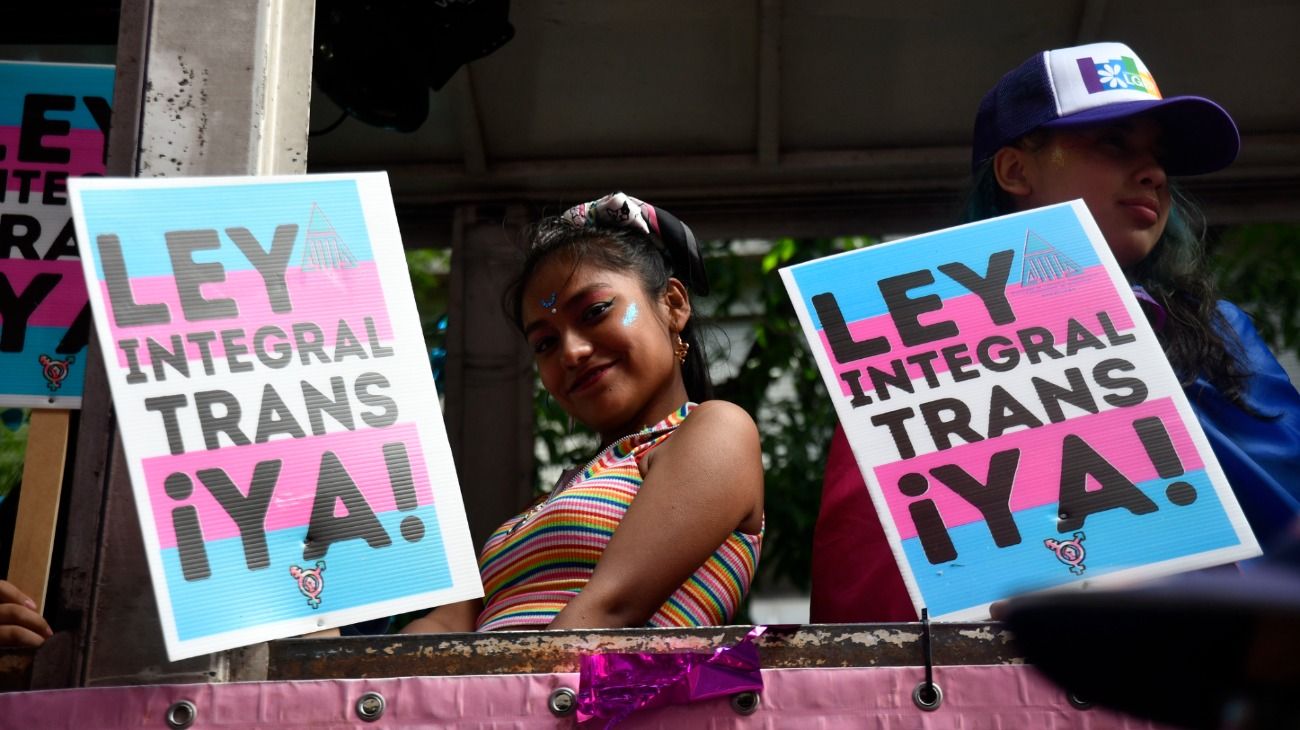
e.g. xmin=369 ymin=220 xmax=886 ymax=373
xmin=679 ymin=399 xmax=759 ymax=436
xmin=657 ymin=400 xmax=762 ymax=478
xmin=661 ymin=400 xmax=763 ymax=530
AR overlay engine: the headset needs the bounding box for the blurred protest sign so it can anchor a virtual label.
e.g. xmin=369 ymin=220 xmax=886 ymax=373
xmin=782 ymin=200 xmax=1259 ymax=619
xmin=0 ymin=61 xmax=113 ymax=613
xmin=0 ymin=61 xmax=113 ymax=408
xmin=70 ymin=173 xmax=481 ymax=659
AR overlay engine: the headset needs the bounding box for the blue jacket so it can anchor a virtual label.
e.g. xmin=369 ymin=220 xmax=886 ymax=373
xmin=1190 ymin=302 xmax=1300 ymax=554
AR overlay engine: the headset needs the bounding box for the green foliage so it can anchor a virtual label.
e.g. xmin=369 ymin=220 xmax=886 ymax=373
xmin=0 ymin=411 xmax=29 ymax=503
xmin=404 ymin=248 xmax=455 ymax=400
xmin=1210 ymin=224 xmax=1300 ymax=357
xmin=710 ymin=237 xmax=874 ymax=591
xmin=406 ymin=248 xmax=453 ymax=345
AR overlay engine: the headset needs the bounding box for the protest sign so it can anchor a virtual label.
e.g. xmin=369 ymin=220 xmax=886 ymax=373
xmin=782 ymin=201 xmax=1260 ymax=619
xmin=0 ymin=61 xmax=113 ymax=408
xmin=69 ymin=173 xmax=482 ymax=659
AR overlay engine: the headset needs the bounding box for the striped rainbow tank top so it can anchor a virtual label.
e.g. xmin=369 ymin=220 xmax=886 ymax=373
xmin=476 ymin=403 xmax=763 ymax=631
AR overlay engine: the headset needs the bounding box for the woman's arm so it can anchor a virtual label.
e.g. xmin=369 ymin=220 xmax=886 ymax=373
xmin=401 ymin=598 xmax=483 ymax=634
xmin=548 ymin=400 xmax=764 ymax=630
xmin=0 ymin=579 xmax=52 ymax=648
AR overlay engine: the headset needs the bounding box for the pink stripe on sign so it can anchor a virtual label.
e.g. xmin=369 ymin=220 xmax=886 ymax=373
xmin=102 ymin=263 xmax=394 ymax=368
xmin=875 ymin=397 xmax=1202 ymax=539
xmin=0 ymin=259 xmax=86 ymax=326
xmin=821 ymin=267 xmax=1134 ymax=396
xmin=143 ymin=422 xmax=434 ymax=549
xmin=0 ymin=128 xmax=107 ymax=190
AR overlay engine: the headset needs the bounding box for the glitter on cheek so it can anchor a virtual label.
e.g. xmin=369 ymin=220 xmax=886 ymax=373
xmin=1049 ymin=145 xmax=1067 ymax=168
xmin=622 ymin=301 xmax=639 ymax=327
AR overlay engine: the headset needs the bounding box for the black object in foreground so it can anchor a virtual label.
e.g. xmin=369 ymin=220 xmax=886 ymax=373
xmin=1004 ymin=567 xmax=1300 ymax=729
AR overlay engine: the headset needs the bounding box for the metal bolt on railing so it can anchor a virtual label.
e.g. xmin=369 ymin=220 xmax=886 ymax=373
xmin=548 ymin=687 xmax=577 ymax=717
xmin=165 ymin=700 xmax=197 ymax=729
xmin=355 ymin=692 xmax=386 ymax=722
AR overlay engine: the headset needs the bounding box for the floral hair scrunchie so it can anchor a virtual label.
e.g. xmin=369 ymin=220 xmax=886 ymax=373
xmin=561 ymin=192 xmax=709 ymax=295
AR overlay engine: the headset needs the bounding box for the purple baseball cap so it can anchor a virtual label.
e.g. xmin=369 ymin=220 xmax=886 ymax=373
xmin=971 ymin=42 xmax=1240 ymax=175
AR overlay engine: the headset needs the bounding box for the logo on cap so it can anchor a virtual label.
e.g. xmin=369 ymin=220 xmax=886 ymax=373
xmin=1076 ymin=55 xmax=1161 ymax=98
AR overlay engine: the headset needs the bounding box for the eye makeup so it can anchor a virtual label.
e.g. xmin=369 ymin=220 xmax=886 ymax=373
xmin=622 ymin=301 xmax=639 ymax=327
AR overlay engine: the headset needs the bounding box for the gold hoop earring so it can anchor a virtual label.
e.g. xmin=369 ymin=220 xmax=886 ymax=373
xmin=673 ymin=334 xmax=689 ymax=364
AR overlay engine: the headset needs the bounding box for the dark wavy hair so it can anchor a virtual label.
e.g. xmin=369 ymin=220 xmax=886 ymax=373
xmin=962 ymin=156 xmax=1253 ymax=410
xmin=503 ymin=217 xmax=714 ymax=404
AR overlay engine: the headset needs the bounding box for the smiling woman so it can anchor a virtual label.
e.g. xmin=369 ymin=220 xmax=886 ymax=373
xmin=403 ymin=192 xmax=765 ymax=633
xmin=522 ymin=263 xmax=689 ymax=442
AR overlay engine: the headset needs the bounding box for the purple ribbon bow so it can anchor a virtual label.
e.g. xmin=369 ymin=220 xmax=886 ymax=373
xmin=575 ymin=626 xmax=766 ymax=728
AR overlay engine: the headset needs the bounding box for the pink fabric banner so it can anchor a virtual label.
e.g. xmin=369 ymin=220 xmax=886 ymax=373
xmin=0 ymin=665 xmax=1166 ymax=728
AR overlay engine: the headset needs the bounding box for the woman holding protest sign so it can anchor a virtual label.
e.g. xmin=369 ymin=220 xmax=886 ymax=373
xmin=0 ymin=579 xmax=51 ymax=648
xmin=1 ymin=472 xmax=53 ymax=647
xmin=811 ymin=41 xmax=1300 ymax=623
xmin=403 ymin=192 xmax=764 ymax=633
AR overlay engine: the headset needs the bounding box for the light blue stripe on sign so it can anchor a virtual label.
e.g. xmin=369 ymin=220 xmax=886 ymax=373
xmin=788 ymin=204 xmax=1103 ymax=330
xmin=80 ymin=179 xmax=374 ymax=280
xmin=0 ymin=61 xmax=115 ymax=129
xmin=902 ymin=469 xmax=1240 ymax=616
xmin=0 ymin=326 xmax=87 ymax=398
xmin=164 ymin=504 xmax=450 ymax=640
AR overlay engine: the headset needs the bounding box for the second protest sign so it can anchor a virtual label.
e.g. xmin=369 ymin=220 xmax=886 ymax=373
xmin=782 ymin=200 xmax=1259 ymax=619
xmin=70 ymin=173 xmax=481 ymax=659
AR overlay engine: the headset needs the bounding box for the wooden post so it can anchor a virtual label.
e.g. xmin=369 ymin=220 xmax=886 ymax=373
xmin=46 ymin=0 xmax=318 ymax=688
xmin=444 ymin=205 xmax=537 ymax=549
xmin=6 ymin=410 xmax=71 ymax=613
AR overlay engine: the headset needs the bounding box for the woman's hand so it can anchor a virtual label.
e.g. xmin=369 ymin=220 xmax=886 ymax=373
xmin=0 ymin=580 xmax=53 ymax=648
xmin=548 ymin=401 xmax=764 ymax=630
xmin=401 ymin=598 xmax=482 ymax=634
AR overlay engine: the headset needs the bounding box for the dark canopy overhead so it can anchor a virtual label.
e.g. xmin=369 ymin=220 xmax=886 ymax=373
xmin=8 ymin=1 xmax=1297 ymax=236
xmin=306 ymin=1 xmax=1300 ymax=237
